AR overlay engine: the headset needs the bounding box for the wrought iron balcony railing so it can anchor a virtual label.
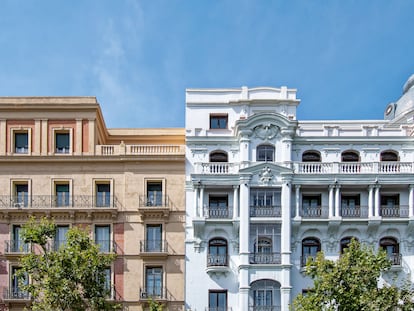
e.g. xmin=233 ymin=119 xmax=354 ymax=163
xmin=388 ymin=253 xmax=402 ymax=266
xmin=4 ymin=240 xmax=31 ymax=254
xmin=3 ymin=288 xmax=30 ymax=300
xmin=139 ymin=195 xmax=169 ymax=208
xmin=250 ymin=205 xmax=281 ymax=217
xmin=140 ymin=240 xmax=168 ymax=253
xmin=249 ymin=252 xmax=281 ymax=264
xmin=95 ymin=240 xmax=118 ymax=253
xmin=0 ymin=195 xmax=119 ymax=209
xmin=140 ymin=287 xmax=169 ymax=300
xmin=300 ymin=206 xmax=329 ymax=218
xmin=249 ymin=306 xmax=281 ymax=311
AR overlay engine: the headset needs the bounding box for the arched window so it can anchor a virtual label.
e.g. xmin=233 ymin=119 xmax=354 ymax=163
xmin=302 ymin=238 xmax=321 ymax=266
xmin=209 ymin=151 xmax=228 ymax=162
xmin=380 ymin=150 xmax=399 ymax=162
xmin=207 ymin=238 xmax=228 ymax=266
xmin=255 ymin=237 xmax=272 ymax=254
xmin=250 ymin=279 xmax=281 ymax=309
xmin=340 ymin=236 xmax=358 ymax=253
xmin=302 ymin=150 xmax=321 ymax=162
xmin=341 ymin=150 xmax=359 ymax=162
xmin=256 ymin=144 xmax=275 ymax=162
xmin=380 ymin=237 xmax=400 ymax=265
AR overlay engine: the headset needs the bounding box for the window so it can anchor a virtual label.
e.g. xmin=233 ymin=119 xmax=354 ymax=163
xmin=11 ymin=267 xmax=28 ymax=299
xmin=145 ymin=267 xmax=163 ymax=297
xmin=302 ymin=150 xmax=321 ymax=162
xmin=250 ymin=189 xmax=281 ymax=217
xmin=209 ymin=290 xmax=227 ymax=311
xmin=14 ymin=183 xmax=28 ymax=207
xmin=380 ymin=150 xmax=398 ymax=161
xmin=255 ymin=237 xmax=272 ymax=254
xmin=208 ymin=195 xmax=229 ymax=218
xmin=302 ymin=238 xmax=321 ymax=266
xmin=14 ymin=132 xmax=28 ymax=154
xmin=208 ymin=238 xmax=227 ymax=266
xmin=11 ymin=225 xmax=29 ymax=253
xmin=256 ymin=144 xmax=275 ymax=162
xmin=341 ymin=150 xmax=359 ymax=162
xmin=146 ymin=224 xmax=162 ymax=252
xmin=210 ymin=114 xmax=228 ymax=129
xmin=95 ymin=225 xmax=111 ymax=252
xmin=209 ymin=151 xmax=228 ymax=162
xmin=340 ymin=237 xmax=358 ymax=253
xmin=250 ymin=279 xmax=280 ymax=309
xmin=380 ymin=237 xmax=400 ymax=265
xmin=146 ymin=181 xmax=163 ymax=206
xmin=55 ymin=184 xmax=70 ymax=207
xmin=341 ymin=194 xmax=361 ymax=217
xmin=55 ymin=225 xmax=69 ymax=250
xmin=104 ymin=267 xmax=111 ymax=296
xmin=55 ymin=132 xmax=70 ymax=154
xmin=96 ymin=183 xmax=111 ymax=207
xmin=302 ymin=195 xmax=321 ymax=217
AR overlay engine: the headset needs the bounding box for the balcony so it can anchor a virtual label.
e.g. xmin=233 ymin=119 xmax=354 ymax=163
xmin=380 ymin=205 xmax=408 ymax=218
xmin=388 ymin=253 xmax=402 ymax=266
xmin=195 ymin=162 xmax=239 ymax=174
xmin=96 ymin=144 xmax=185 ymax=156
xmin=249 ymin=252 xmax=281 ymax=264
xmin=138 ymin=195 xmax=170 ymax=218
xmin=3 ymin=288 xmax=30 ymax=302
xmin=95 ymin=240 xmax=118 ymax=253
xmin=206 ymin=254 xmax=230 ymax=275
xmin=0 ymin=195 xmax=119 ymax=209
xmin=203 ymin=207 xmax=233 ymax=219
xmin=139 ymin=287 xmax=169 ymax=301
xmin=295 ymin=162 xmax=414 ymax=174
xmin=250 ymin=205 xmax=281 ymax=217
xmin=139 ymin=240 xmax=169 ymax=257
xmin=249 ymin=307 xmax=281 ymax=311
xmin=300 ymin=206 xmax=329 ymax=219
xmin=341 ymin=206 xmax=368 ymax=218
xmin=205 ymin=308 xmax=233 ymax=311
xmin=4 ymin=240 xmax=31 ymax=254
xmin=300 ymin=255 xmax=317 ymax=267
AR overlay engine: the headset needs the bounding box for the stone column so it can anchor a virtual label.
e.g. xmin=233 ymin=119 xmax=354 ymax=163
xmin=374 ymin=185 xmax=381 ymax=217
xmin=0 ymin=119 xmax=6 ymax=155
xmin=239 ymin=130 xmax=251 ymax=169
xmin=41 ymin=119 xmax=48 ymax=155
xmin=281 ymin=180 xmax=292 ymax=311
xmin=193 ymin=187 xmax=199 ymax=217
xmin=34 ymin=119 xmax=41 ymax=155
xmin=329 ymin=185 xmax=335 ymax=218
xmin=409 ymin=185 xmax=414 ymax=218
xmin=295 ymin=185 xmax=301 ymax=218
xmin=239 ymin=180 xmax=250 ymax=311
xmin=75 ymin=118 xmax=83 ymax=155
xmin=88 ymin=118 xmax=95 ymax=155
xmin=335 ymin=185 xmax=341 ymax=217
xmin=199 ymin=186 xmax=204 ymax=218
xmin=233 ymin=185 xmax=239 ymax=219
xmin=368 ymin=185 xmax=374 ymax=218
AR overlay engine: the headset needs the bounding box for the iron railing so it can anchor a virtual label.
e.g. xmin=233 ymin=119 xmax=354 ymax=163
xmin=140 ymin=240 xmax=168 ymax=253
xmin=3 ymin=288 xmax=30 ymax=300
xmin=249 ymin=252 xmax=281 ymax=264
xmin=4 ymin=240 xmax=31 ymax=253
xmin=140 ymin=287 xmax=169 ymax=300
xmin=250 ymin=205 xmax=281 ymax=217
xmin=207 ymin=254 xmax=228 ymax=267
xmin=204 ymin=207 xmax=233 ymax=219
xmin=139 ymin=195 xmax=169 ymax=208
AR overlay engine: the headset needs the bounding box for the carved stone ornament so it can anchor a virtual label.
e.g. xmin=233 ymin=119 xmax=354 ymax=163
xmin=259 ymin=166 xmax=274 ymax=185
xmin=253 ymin=124 xmax=279 ymax=140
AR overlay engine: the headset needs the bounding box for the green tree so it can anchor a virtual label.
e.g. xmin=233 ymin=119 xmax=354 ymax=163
xmin=16 ymin=217 xmax=120 ymax=311
xmin=148 ymin=297 xmax=164 ymax=311
xmin=293 ymin=239 xmax=414 ymax=311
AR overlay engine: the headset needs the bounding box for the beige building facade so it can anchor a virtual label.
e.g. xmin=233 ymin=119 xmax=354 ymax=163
xmin=0 ymin=97 xmax=185 ymax=311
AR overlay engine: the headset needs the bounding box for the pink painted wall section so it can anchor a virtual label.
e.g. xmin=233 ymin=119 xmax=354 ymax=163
xmin=82 ymin=120 xmax=89 ymax=153
xmin=113 ymin=223 xmax=124 ymax=299
xmin=47 ymin=120 xmax=76 ymax=153
xmin=0 ymin=223 xmax=9 ymax=292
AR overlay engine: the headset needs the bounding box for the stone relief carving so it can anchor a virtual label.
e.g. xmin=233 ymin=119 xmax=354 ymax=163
xmin=259 ymin=166 xmax=274 ymax=185
xmin=253 ymin=124 xmax=279 ymax=140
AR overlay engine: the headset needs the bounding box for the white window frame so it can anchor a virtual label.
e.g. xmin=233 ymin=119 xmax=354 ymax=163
xmin=52 ymin=127 xmax=73 ymax=155
xmin=93 ymin=178 xmax=114 ymax=207
xmin=10 ymin=127 xmax=32 ymax=155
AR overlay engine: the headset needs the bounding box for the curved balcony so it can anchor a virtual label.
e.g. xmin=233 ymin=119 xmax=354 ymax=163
xmin=206 ymin=254 xmax=230 ymax=275
xmin=249 ymin=252 xmax=281 ymax=264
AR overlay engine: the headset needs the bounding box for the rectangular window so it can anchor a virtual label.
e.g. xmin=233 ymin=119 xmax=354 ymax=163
xmin=14 ymin=184 xmax=28 ymax=207
xmin=11 ymin=267 xmax=28 ymax=299
xmin=209 ymin=290 xmax=227 ymax=310
xmin=381 ymin=194 xmax=399 ymax=207
xmin=12 ymin=225 xmax=28 ymax=253
xmin=145 ymin=267 xmax=163 ymax=297
xmin=96 ymin=183 xmax=111 ymax=207
xmin=95 ymin=225 xmax=111 ymax=252
xmin=210 ymin=114 xmax=228 ymax=129
xmin=302 ymin=195 xmax=322 ymax=217
xmin=104 ymin=267 xmax=111 ymax=296
xmin=55 ymin=225 xmax=69 ymax=250
xmin=146 ymin=224 xmax=162 ymax=252
xmin=55 ymin=132 xmax=70 ymax=154
xmin=55 ymin=184 xmax=70 ymax=207
xmin=14 ymin=132 xmax=28 ymax=154
xmin=147 ymin=182 xmax=163 ymax=206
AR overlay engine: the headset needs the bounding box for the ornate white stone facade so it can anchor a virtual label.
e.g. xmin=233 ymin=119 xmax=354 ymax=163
xmin=185 ymin=76 xmax=414 ymax=311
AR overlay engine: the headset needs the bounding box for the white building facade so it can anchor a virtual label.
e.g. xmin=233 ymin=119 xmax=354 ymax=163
xmin=185 ymin=75 xmax=414 ymax=311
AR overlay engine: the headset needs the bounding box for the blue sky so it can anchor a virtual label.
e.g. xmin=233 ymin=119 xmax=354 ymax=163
xmin=1 ymin=0 xmax=413 ymax=128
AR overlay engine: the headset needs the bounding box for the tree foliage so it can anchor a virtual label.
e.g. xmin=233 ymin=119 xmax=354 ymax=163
xmin=293 ymin=239 xmax=414 ymax=311
xmin=16 ymin=217 xmax=120 ymax=311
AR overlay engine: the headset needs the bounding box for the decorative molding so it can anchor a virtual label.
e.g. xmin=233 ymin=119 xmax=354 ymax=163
xmin=259 ymin=166 xmax=274 ymax=185
xmin=253 ymin=124 xmax=279 ymax=140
